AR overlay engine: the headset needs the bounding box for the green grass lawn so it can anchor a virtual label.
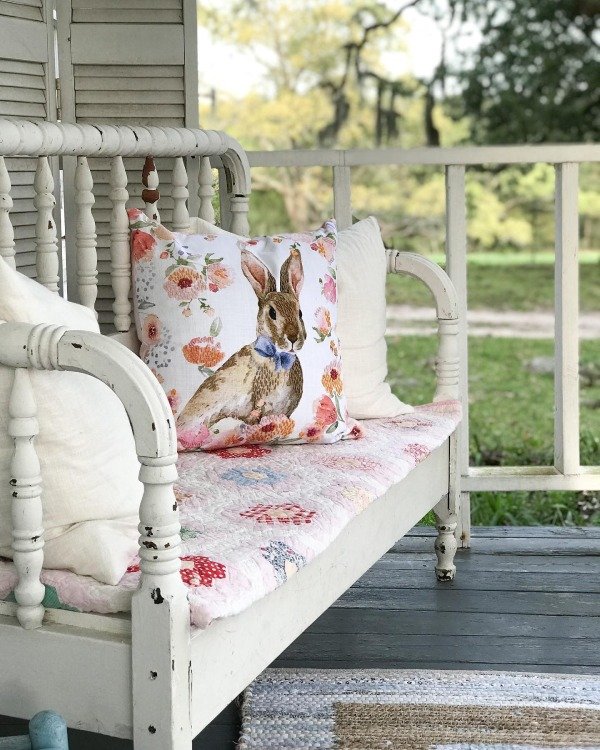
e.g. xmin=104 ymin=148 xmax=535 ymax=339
xmin=386 ymin=335 xmax=600 ymax=526
xmin=387 ymin=259 xmax=600 ymax=312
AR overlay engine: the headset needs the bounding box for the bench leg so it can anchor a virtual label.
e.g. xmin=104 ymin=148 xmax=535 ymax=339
xmin=433 ymin=499 xmax=458 ymax=582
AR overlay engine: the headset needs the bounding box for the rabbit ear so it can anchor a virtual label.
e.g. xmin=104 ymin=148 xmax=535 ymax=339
xmin=280 ymin=249 xmax=304 ymax=298
xmin=241 ymin=249 xmax=276 ymax=297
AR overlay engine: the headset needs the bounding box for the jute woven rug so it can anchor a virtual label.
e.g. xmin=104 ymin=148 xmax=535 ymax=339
xmin=238 ymin=669 xmax=600 ymax=749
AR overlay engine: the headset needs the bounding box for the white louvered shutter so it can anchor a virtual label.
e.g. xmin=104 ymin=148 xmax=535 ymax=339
xmin=0 ymin=0 xmax=60 ymax=279
xmin=57 ymin=0 xmax=199 ymax=328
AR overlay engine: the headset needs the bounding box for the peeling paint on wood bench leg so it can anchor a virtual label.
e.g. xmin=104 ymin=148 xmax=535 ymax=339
xmin=434 ymin=496 xmax=458 ymax=582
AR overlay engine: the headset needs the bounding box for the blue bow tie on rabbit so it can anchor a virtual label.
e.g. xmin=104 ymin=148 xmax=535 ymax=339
xmin=176 ymin=247 xmax=306 ymax=446
xmin=254 ymin=335 xmax=297 ymax=372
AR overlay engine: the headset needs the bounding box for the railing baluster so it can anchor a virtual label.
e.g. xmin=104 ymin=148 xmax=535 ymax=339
xmin=198 ymin=156 xmax=215 ymax=223
xmin=34 ymin=156 xmax=59 ymax=292
xmin=229 ymin=195 xmax=250 ymax=236
xmin=9 ymin=368 xmax=45 ymax=630
xmin=554 ymin=162 xmax=580 ymax=475
xmin=109 ymin=155 xmax=131 ymax=333
xmin=172 ymin=156 xmax=190 ymax=232
xmin=0 ymin=156 xmax=15 ymax=269
xmin=217 ymin=166 xmax=232 ymax=230
xmin=444 ymin=164 xmax=470 ymax=547
xmin=332 ymin=164 xmax=352 ymax=230
xmin=74 ymin=156 xmax=98 ymax=315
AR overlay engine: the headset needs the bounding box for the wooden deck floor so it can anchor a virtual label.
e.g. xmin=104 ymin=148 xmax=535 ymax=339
xmin=2 ymin=526 xmax=599 ymax=748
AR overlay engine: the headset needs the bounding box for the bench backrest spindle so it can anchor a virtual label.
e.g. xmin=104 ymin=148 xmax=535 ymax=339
xmin=198 ymin=155 xmax=215 ymax=224
xmin=0 ymin=156 xmax=15 ymax=269
xmin=34 ymin=156 xmax=60 ymax=293
xmin=109 ymin=155 xmax=132 ymax=334
xmin=172 ymin=156 xmax=191 ymax=232
xmin=74 ymin=156 xmax=98 ymax=316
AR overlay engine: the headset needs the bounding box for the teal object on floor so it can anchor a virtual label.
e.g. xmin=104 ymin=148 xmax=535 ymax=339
xmin=0 ymin=712 xmax=68 ymax=750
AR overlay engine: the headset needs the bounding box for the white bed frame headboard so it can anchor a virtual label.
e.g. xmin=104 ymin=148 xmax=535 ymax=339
xmin=0 ymin=118 xmax=251 ymax=335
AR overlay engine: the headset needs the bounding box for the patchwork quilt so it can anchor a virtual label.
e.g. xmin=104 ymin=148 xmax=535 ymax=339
xmin=0 ymin=401 xmax=461 ymax=629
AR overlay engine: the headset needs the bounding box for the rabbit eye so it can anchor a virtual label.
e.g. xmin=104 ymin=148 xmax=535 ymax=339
xmin=268 ymin=306 xmax=277 ymax=320
xmin=299 ymin=309 xmax=303 ymax=319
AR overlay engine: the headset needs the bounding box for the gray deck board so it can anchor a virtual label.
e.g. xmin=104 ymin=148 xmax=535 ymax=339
xmin=1 ymin=526 xmax=598 ymax=748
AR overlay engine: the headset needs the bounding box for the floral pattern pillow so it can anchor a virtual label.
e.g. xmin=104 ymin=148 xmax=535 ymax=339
xmin=128 ymin=210 xmax=362 ymax=451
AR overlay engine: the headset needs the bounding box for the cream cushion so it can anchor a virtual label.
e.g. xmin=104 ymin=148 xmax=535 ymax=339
xmin=0 ymin=259 xmax=142 ymax=585
xmin=336 ymin=216 xmax=412 ymax=418
xmin=192 ymin=216 xmax=412 ymax=419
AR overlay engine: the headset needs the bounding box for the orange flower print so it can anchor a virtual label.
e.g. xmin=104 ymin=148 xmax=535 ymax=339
xmin=166 ymin=388 xmax=180 ymax=415
xmin=310 ymin=236 xmax=335 ymax=262
xmin=206 ymin=262 xmax=233 ymax=292
xmin=141 ymin=314 xmax=162 ymax=345
xmin=154 ymin=224 xmax=175 ymax=241
xmin=314 ymin=394 xmax=337 ymax=427
xmin=131 ymin=230 xmax=155 ymax=262
xmin=182 ymin=336 xmax=224 ymax=368
xmin=164 ymin=266 xmax=206 ymax=301
xmin=329 ymin=339 xmax=339 ymax=356
xmin=244 ymin=415 xmax=295 ymax=443
xmin=322 ymin=359 xmax=343 ymax=395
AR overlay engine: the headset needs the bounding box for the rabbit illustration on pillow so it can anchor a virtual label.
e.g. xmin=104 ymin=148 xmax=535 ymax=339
xmin=176 ymin=247 xmax=306 ymax=448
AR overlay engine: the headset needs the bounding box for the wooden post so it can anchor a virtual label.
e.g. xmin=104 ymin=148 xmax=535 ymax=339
xmin=554 ymin=162 xmax=580 ymax=476
xmin=0 ymin=156 xmax=15 ymax=269
xmin=332 ymin=164 xmax=352 ymax=230
xmin=444 ymin=164 xmax=470 ymax=548
xmin=8 ymin=369 xmax=45 ymax=630
xmin=74 ymin=155 xmax=98 ymax=315
xmin=109 ymin=155 xmax=131 ymax=333
xmin=132 ymin=455 xmax=192 ymax=750
xmin=229 ymin=195 xmax=250 ymax=236
xmin=34 ymin=156 xmax=59 ymax=292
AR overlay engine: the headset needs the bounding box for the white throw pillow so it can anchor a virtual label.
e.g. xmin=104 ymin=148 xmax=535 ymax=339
xmin=336 ymin=216 xmax=413 ymax=418
xmin=191 ymin=216 xmax=412 ymax=419
xmin=129 ymin=212 xmax=362 ymax=451
xmin=0 ymin=259 xmax=142 ymax=585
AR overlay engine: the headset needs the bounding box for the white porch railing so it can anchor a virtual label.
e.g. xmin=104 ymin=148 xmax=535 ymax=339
xmin=243 ymin=145 xmax=600 ymax=545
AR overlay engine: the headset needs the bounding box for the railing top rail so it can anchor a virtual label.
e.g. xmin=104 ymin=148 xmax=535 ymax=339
xmin=248 ymin=143 xmax=600 ymax=168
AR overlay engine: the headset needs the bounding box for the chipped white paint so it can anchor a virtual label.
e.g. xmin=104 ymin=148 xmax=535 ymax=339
xmin=8 ymin=368 xmax=45 ymax=630
xmin=34 ymin=156 xmax=60 ymax=293
xmin=74 ymin=155 xmax=98 ymax=314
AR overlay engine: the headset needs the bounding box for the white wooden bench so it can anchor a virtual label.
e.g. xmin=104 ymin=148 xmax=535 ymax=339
xmin=0 ymin=119 xmax=461 ymax=749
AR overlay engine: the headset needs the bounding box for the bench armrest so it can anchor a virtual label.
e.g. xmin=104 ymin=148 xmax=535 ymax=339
xmin=0 ymin=322 xmax=184 ymax=629
xmin=386 ymin=250 xmax=460 ymax=402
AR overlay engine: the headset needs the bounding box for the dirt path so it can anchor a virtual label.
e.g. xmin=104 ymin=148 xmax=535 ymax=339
xmin=386 ymin=305 xmax=600 ymax=339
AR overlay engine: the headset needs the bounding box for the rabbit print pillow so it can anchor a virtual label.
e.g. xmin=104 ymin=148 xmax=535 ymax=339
xmin=129 ymin=210 xmax=362 ymax=451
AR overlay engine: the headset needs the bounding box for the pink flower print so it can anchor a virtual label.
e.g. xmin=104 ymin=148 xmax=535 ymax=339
xmin=167 ymin=388 xmax=180 ymax=415
xmin=310 ymin=236 xmax=335 ymax=262
xmin=131 ymin=230 xmax=155 ymax=262
xmin=215 ymin=445 xmax=272 ymax=459
xmin=180 ymin=556 xmax=226 ymax=587
xmin=140 ymin=314 xmax=162 ymax=345
xmin=177 ymin=423 xmax=210 ymax=451
xmin=322 ymin=273 xmax=337 ymax=303
xmin=206 ymin=262 xmax=233 ymax=291
xmin=160 ymin=250 xmax=169 ymax=259
xmin=404 ymin=443 xmax=430 ymax=464
xmin=164 ymin=266 xmax=206 ymax=301
xmin=314 ymin=394 xmax=337 ymax=428
xmin=348 ymin=420 xmax=365 ymax=440
xmin=313 ymin=306 xmax=332 ymax=342
xmin=300 ymin=423 xmax=325 ymax=442
xmin=127 ymin=208 xmax=142 ymax=221
xmin=240 ymin=503 xmax=316 ymax=526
